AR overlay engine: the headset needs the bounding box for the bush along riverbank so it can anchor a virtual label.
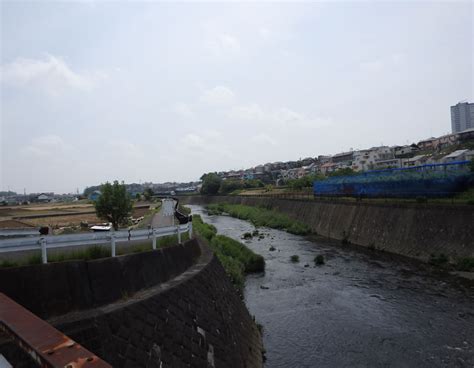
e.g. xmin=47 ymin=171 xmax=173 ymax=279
xmin=192 ymin=214 xmax=265 ymax=291
xmin=206 ymin=203 xmax=311 ymax=235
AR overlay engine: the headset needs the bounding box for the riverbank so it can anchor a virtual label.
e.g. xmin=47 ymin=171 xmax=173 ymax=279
xmin=193 ymin=214 xmax=265 ymax=291
xmin=182 ymin=195 xmax=474 ymax=268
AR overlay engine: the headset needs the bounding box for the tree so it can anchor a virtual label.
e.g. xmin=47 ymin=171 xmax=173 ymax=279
xmin=94 ymin=181 xmax=133 ymax=230
xmin=144 ymin=188 xmax=154 ymax=201
xmin=200 ymin=173 xmax=222 ymax=195
xmin=470 ymin=158 xmax=474 ymax=172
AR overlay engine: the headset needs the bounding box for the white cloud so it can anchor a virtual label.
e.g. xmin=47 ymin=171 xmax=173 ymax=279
xmin=106 ymin=140 xmax=145 ymax=160
xmin=0 ymin=55 xmax=104 ymax=94
xmin=228 ymin=103 xmax=332 ymax=128
xmin=259 ymin=27 xmax=272 ymax=40
xmin=179 ymin=130 xmax=235 ymax=159
xmin=23 ymin=135 xmax=71 ymax=157
xmin=207 ymin=33 xmax=241 ymax=58
xmin=200 ymin=86 xmax=236 ymax=106
xmin=360 ymin=53 xmax=406 ymax=73
xmin=173 ymin=102 xmax=194 ymax=118
xmin=251 ymin=133 xmax=277 ymax=146
xmin=181 ymin=133 xmax=206 ymax=151
xmin=229 ymin=103 xmax=265 ymax=120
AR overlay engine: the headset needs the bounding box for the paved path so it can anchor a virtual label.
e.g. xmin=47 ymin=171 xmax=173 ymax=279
xmin=151 ymin=200 xmax=175 ymax=228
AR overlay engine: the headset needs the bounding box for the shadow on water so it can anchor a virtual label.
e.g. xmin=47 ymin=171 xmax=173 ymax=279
xmin=188 ymin=205 xmax=474 ymax=368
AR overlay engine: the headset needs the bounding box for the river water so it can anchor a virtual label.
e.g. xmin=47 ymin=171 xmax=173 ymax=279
xmin=187 ymin=205 xmax=474 ymax=368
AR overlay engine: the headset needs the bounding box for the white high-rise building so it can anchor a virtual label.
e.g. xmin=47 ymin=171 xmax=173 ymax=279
xmin=451 ymin=102 xmax=474 ymax=133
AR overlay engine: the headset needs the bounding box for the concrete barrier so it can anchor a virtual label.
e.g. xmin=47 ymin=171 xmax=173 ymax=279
xmin=183 ymin=195 xmax=474 ymax=261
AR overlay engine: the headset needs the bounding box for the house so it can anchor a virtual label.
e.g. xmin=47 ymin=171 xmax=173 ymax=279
xmin=442 ymin=149 xmax=472 ymax=163
xmin=89 ymin=190 xmax=101 ymax=201
xmin=394 ymin=145 xmax=419 ymax=158
xmin=402 ymin=155 xmax=430 ymax=167
xmin=332 ymin=151 xmax=354 ymax=164
xmin=374 ymin=158 xmax=402 ymax=170
xmin=320 ymin=162 xmax=337 ymax=175
xmin=36 ymin=193 xmax=51 ymax=203
xmin=417 ymin=137 xmax=437 ymax=150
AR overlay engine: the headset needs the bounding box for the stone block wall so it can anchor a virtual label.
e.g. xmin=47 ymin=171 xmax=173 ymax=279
xmin=184 ymin=195 xmax=474 ymax=261
xmin=0 ymin=240 xmax=201 ymax=319
xmin=53 ymin=244 xmax=263 ymax=368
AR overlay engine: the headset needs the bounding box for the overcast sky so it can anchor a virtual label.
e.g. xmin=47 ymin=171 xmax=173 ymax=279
xmin=1 ymin=1 xmax=472 ymax=194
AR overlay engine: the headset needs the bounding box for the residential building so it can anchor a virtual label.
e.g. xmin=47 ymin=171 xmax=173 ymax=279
xmin=402 ymin=155 xmax=431 ymax=167
xmin=451 ymin=102 xmax=474 ymax=133
xmin=417 ymin=137 xmax=437 ymax=150
xmin=352 ymin=147 xmax=394 ymax=172
xmin=394 ymin=145 xmax=419 ymax=158
xmin=332 ymin=151 xmax=354 ymax=164
xmin=374 ymin=158 xmax=402 ymax=170
xmin=320 ymin=162 xmax=337 ymax=175
xmin=442 ymin=149 xmax=472 ymax=163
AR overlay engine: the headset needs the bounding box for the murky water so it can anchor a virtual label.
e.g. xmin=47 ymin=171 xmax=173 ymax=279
xmin=188 ymin=205 xmax=474 ymax=368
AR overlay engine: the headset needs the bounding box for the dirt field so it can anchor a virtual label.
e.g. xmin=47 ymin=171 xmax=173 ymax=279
xmin=0 ymin=202 xmax=152 ymax=229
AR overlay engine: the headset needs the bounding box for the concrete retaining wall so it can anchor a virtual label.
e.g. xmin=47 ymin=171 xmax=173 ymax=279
xmin=0 ymin=238 xmax=263 ymax=367
xmin=183 ymin=196 xmax=474 ymax=261
xmin=51 ymin=244 xmax=263 ymax=368
xmin=0 ymin=240 xmax=201 ymax=319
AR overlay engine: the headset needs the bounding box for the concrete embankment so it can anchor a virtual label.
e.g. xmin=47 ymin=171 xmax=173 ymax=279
xmin=0 ymin=238 xmax=263 ymax=367
xmin=182 ymin=196 xmax=474 ymax=261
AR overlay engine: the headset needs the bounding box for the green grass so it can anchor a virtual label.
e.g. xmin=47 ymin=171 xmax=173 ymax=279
xmin=290 ymin=255 xmax=299 ymax=263
xmin=192 ymin=214 xmax=265 ymax=291
xmin=455 ymin=257 xmax=474 ymax=272
xmin=314 ymin=254 xmax=325 ymax=265
xmin=206 ymin=203 xmax=311 ymax=235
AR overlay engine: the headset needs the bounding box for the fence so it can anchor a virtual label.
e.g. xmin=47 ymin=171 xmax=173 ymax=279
xmin=314 ymin=161 xmax=474 ymax=198
xmin=0 ymin=222 xmax=192 ymax=264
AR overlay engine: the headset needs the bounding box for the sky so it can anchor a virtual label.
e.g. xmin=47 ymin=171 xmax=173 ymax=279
xmin=1 ymin=1 xmax=473 ymax=194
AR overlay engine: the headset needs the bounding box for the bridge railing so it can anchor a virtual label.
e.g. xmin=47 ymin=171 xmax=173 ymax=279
xmin=0 ymin=292 xmax=111 ymax=367
xmin=0 ymin=222 xmax=193 ymax=264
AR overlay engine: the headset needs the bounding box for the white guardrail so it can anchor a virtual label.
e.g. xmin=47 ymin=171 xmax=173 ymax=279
xmin=0 ymin=222 xmax=192 ymax=264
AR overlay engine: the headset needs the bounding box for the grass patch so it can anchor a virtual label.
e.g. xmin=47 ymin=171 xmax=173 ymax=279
xmin=206 ymin=203 xmax=311 ymax=235
xmin=193 ymin=214 xmax=265 ymax=291
xmin=429 ymin=253 xmax=449 ymax=268
xmin=314 ymin=254 xmax=325 ymax=265
xmin=455 ymin=257 xmax=474 ymax=272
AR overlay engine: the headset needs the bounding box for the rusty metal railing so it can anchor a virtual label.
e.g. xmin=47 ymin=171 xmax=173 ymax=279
xmin=0 ymin=293 xmax=111 ymax=367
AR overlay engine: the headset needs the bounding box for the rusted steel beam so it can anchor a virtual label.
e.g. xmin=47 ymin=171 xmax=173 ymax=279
xmin=0 ymin=293 xmax=111 ymax=368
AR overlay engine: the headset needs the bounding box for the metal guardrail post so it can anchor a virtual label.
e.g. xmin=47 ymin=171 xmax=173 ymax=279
xmin=177 ymin=225 xmax=181 ymax=244
xmin=110 ymin=232 xmax=116 ymax=257
xmin=188 ymin=222 xmax=193 ymax=238
xmin=152 ymin=229 xmax=157 ymax=250
xmin=40 ymin=237 xmax=47 ymax=264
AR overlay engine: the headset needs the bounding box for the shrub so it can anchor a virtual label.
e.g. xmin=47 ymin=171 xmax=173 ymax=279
xmin=242 ymin=232 xmax=253 ymax=239
xmin=290 ymin=255 xmax=299 ymax=263
xmin=314 ymin=255 xmax=325 ymax=265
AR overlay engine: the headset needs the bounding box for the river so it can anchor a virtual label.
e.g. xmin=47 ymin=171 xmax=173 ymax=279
xmin=187 ymin=205 xmax=474 ymax=368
